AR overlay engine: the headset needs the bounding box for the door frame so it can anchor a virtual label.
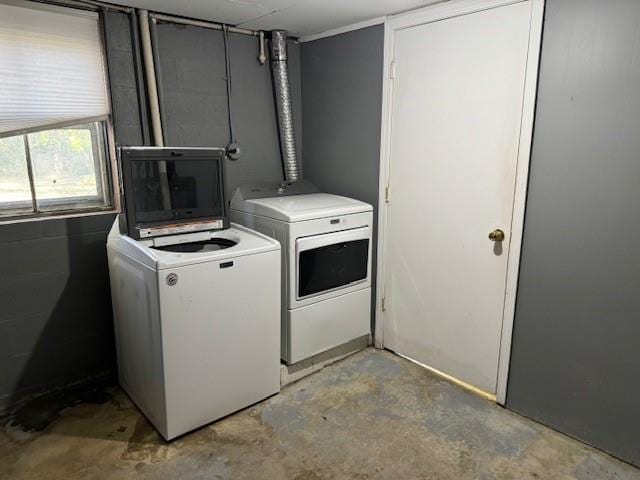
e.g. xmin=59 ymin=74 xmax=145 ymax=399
xmin=374 ymin=0 xmax=545 ymax=405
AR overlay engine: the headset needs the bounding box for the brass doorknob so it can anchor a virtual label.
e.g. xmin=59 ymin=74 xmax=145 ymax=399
xmin=488 ymin=229 xmax=505 ymax=242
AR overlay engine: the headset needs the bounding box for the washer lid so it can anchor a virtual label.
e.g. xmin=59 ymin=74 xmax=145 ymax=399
xmin=153 ymin=225 xmax=279 ymax=269
xmin=233 ymin=193 xmax=372 ymax=222
xmin=107 ymin=220 xmax=280 ymax=270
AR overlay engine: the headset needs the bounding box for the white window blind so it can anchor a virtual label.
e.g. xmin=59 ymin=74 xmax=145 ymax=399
xmin=0 ymin=0 xmax=110 ymax=138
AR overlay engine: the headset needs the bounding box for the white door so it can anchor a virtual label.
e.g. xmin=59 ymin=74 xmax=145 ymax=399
xmin=382 ymin=1 xmax=536 ymax=395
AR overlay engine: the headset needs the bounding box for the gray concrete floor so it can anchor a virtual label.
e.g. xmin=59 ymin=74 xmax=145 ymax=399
xmin=1 ymin=348 xmax=638 ymax=480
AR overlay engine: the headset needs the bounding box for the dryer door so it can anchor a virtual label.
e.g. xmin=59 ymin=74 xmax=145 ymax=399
xmin=296 ymin=227 xmax=370 ymax=301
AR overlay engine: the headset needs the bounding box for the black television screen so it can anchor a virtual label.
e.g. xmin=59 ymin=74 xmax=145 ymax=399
xmin=120 ymin=147 xmax=228 ymax=238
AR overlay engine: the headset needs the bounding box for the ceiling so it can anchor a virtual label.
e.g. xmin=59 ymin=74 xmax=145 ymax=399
xmin=114 ymin=0 xmax=443 ymax=38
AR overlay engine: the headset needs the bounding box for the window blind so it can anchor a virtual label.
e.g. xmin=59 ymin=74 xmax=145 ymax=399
xmin=0 ymin=0 xmax=110 ymax=138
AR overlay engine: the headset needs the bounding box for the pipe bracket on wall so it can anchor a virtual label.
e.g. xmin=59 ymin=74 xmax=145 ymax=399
xmin=226 ymin=142 xmax=241 ymax=161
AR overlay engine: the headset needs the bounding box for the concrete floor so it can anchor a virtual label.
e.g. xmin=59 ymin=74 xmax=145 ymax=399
xmin=1 ymin=348 xmax=638 ymax=480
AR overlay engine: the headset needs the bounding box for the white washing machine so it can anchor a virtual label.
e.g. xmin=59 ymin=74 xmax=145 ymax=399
xmin=230 ymin=181 xmax=373 ymax=364
xmin=107 ymin=147 xmax=281 ymax=440
xmin=107 ymin=221 xmax=281 ymax=440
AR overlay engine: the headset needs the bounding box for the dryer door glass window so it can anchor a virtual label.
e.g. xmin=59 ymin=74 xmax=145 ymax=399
xmin=298 ymin=238 xmax=369 ymax=298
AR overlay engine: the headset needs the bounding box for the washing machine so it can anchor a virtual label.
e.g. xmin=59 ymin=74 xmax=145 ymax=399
xmin=107 ymin=147 xmax=281 ymax=440
xmin=230 ymin=181 xmax=373 ymax=364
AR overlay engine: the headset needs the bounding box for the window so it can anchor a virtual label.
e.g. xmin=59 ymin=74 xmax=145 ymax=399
xmin=0 ymin=122 xmax=112 ymax=216
xmin=0 ymin=1 xmax=114 ymax=219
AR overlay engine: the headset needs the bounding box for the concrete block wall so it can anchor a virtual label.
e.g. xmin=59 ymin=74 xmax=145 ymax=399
xmin=0 ymin=214 xmax=117 ymax=410
xmin=153 ymin=22 xmax=302 ymax=198
xmin=0 ymin=10 xmax=302 ymax=409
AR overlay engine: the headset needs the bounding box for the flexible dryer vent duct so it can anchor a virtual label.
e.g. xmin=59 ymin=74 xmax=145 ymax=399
xmin=270 ymin=30 xmax=299 ymax=182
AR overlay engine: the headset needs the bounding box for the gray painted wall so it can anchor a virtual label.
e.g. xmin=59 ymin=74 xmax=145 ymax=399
xmin=301 ymin=25 xmax=384 ymax=326
xmin=0 ymin=214 xmax=117 ymax=410
xmin=153 ymin=23 xmax=302 ymax=198
xmin=507 ymin=0 xmax=640 ymax=466
xmin=0 ymin=11 xmax=144 ymax=410
xmin=0 ymin=12 xmax=302 ymax=409
xmin=103 ymin=11 xmax=148 ymax=146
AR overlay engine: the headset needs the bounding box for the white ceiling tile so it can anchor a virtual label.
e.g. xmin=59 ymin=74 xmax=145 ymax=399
xmin=239 ymin=0 xmax=441 ymax=36
xmin=113 ymin=0 xmax=444 ymax=37
xmin=115 ymin=0 xmax=302 ymax=26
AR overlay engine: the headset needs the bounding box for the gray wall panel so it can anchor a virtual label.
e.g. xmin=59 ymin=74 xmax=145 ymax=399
xmin=301 ymin=25 xmax=384 ymax=326
xmin=103 ymin=11 xmax=147 ymax=146
xmin=226 ymin=33 xmax=300 ymax=192
xmin=154 ymin=24 xmax=229 ymax=147
xmin=154 ymin=24 xmax=302 ymax=196
xmin=507 ymin=0 xmax=640 ymax=466
xmin=0 ymin=214 xmax=117 ymax=409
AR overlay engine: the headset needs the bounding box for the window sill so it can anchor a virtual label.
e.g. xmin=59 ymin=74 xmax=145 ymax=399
xmin=0 ymin=207 xmax=120 ymax=225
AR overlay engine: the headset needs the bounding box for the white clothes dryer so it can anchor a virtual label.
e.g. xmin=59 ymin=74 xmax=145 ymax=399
xmin=230 ymin=181 xmax=373 ymax=364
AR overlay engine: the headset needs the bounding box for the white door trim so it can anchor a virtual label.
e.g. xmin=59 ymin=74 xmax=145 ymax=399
xmin=374 ymin=0 xmax=545 ymax=405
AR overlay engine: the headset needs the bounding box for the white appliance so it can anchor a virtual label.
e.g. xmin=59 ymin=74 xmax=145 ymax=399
xmin=107 ymin=221 xmax=281 ymax=440
xmin=230 ymin=182 xmax=373 ymax=364
xmin=107 ymin=147 xmax=281 ymax=440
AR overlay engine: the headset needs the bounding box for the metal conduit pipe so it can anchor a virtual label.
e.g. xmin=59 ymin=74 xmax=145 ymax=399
xmin=81 ymin=0 xmax=133 ymax=12
xmin=128 ymin=10 xmax=151 ymax=145
xmin=150 ymin=12 xmax=258 ymax=36
xmin=42 ymin=0 xmax=266 ymax=66
xmin=35 ymin=0 xmax=133 ymax=13
xmin=150 ymin=12 xmax=267 ymax=65
xmin=138 ymin=10 xmax=164 ymax=147
xmin=138 ymin=10 xmax=171 ymax=209
xmin=270 ymin=30 xmax=299 ymax=183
